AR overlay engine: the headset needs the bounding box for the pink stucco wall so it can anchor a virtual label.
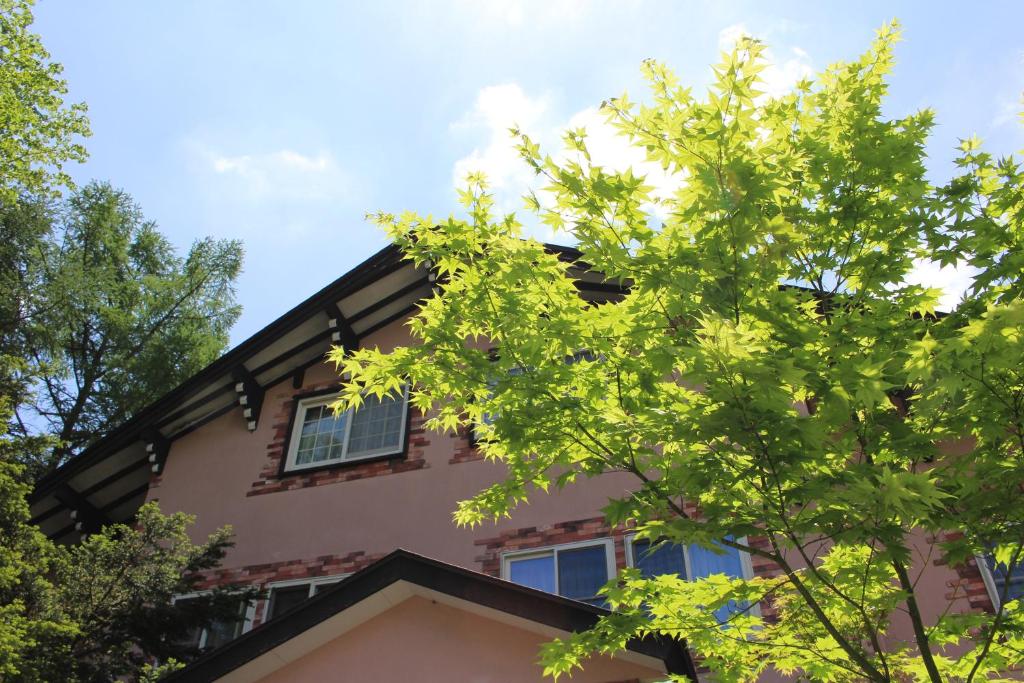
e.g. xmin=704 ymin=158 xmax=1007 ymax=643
xmin=149 ymin=317 xmax=641 ymax=572
xmin=148 ymin=314 xmax=988 ymax=673
xmin=255 ymin=596 xmax=663 ymax=683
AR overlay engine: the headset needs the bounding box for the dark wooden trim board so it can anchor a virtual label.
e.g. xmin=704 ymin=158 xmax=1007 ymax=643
xmin=164 ymin=550 xmax=697 ymax=682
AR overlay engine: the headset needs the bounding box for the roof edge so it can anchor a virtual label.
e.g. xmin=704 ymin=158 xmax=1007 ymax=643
xmin=166 ymin=549 xmax=696 ymax=682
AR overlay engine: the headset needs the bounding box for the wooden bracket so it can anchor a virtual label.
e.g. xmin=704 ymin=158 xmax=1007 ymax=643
xmin=232 ymin=366 xmax=265 ymax=432
xmin=325 ymin=303 xmax=359 ymax=354
xmin=141 ymin=428 xmax=171 ymax=474
xmin=54 ymin=483 xmax=110 ymax=535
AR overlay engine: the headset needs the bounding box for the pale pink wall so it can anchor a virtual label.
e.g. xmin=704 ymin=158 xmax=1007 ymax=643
xmin=149 ymin=317 xmax=639 ymax=571
xmin=149 ymin=314 xmax=983 ymax=666
xmin=256 ymin=596 xmax=664 ymax=683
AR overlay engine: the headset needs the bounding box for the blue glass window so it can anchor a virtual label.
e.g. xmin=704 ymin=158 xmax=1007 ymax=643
xmin=507 ymin=543 xmax=610 ymax=605
xmin=509 ymin=554 xmax=556 ymax=594
xmin=631 ymin=539 xmax=687 ymax=579
xmin=689 ymin=540 xmax=746 ymax=624
xmin=558 ymin=545 xmax=609 ymax=604
xmin=630 ymin=536 xmax=749 ymax=625
xmin=985 ymin=553 xmax=1024 ymax=605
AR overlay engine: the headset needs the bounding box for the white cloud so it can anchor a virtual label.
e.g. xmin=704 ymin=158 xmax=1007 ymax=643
xmin=717 ymin=23 xmax=749 ymax=52
xmin=904 ymin=258 xmax=978 ymax=312
xmin=562 ymin=107 xmax=683 ymax=209
xmin=451 ymin=83 xmax=550 ymax=197
xmin=193 ymin=145 xmax=349 ymax=202
xmin=716 ymin=23 xmax=813 ymax=101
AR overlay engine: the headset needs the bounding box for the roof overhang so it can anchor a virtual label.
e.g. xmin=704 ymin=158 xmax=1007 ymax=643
xmin=28 ymin=242 xmax=627 ymax=542
xmin=165 ymin=550 xmax=695 ymax=683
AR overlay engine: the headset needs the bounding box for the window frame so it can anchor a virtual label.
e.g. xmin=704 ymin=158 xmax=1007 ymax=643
xmin=624 ymin=534 xmax=759 ymax=620
xmin=977 ymin=551 xmax=1024 ymax=610
xmin=264 ymin=574 xmax=346 ymax=621
xmin=281 ymin=385 xmax=410 ymax=474
xmin=501 ymin=538 xmax=616 ymax=603
xmin=623 ymin=534 xmax=755 ymax=582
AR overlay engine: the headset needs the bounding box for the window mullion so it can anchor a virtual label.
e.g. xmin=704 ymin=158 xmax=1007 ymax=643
xmin=340 ymin=406 xmax=354 ymax=460
xmin=553 ymin=549 xmax=561 ymax=596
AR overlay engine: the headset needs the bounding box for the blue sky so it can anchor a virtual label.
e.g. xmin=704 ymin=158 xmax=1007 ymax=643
xmin=33 ymin=1 xmax=1024 ymax=342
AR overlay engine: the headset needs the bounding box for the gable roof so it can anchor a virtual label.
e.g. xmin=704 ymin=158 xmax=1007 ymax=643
xmin=164 ymin=549 xmax=696 ymax=683
xmin=28 ymin=242 xmax=623 ymax=541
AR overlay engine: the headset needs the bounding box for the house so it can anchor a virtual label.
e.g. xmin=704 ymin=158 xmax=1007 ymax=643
xmin=27 ymin=243 xmax=1019 ymax=681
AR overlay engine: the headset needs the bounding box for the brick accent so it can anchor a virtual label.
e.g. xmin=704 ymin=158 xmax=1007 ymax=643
xmin=192 ymin=550 xmax=385 ymax=628
xmin=247 ymin=381 xmax=429 ymax=497
xmin=448 ymin=425 xmax=483 ymax=464
xmin=745 ymin=534 xmax=783 ymax=623
xmin=933 ymin=530 xmax=996 ymax=613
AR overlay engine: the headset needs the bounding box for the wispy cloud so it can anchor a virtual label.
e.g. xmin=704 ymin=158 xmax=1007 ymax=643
xmin=191 ymin=144 xmax=350 ymax=203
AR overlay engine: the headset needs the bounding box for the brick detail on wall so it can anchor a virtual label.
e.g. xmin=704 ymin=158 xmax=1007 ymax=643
xmin=933 ymin=530 xmax=995 ymax=613
xmin=247 ymin=381 xmax=429 ymax=497
xmin=448 ymin=425 xmax=483 ymax=464
xmin=192 ymin=550 xmax=385 ymax=628
xmin=745 ymin=534 xmax=783 ymax=623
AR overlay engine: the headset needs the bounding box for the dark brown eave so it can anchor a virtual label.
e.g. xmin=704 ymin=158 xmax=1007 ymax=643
xmin=164 ymin=549 xmax=697 ymax=683
xmin=28 ymin=240 xmax=625 ymax=541
xmin=28 ymin=243 xmax=420 ymax=538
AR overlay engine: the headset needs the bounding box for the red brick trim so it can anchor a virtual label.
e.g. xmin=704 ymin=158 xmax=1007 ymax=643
xmin=933 ymin=530 xmax=996 ymax=613
xmin=448 ymin=425 xmax=483 ymax=464
xmin=192 ymin=550 xmax=385 ymax=628
xmin=247 ymin=381 xmax=429 ymax=496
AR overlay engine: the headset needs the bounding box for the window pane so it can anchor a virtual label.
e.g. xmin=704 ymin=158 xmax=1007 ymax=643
xmin=986 ymin=554 xmax=1024 ymax=603
xmin=347 ymin=393 xmax=404 ymax=457
xmin=173 ymin=597 xmax=205 ymax=650
xmin=204 ymin=615 xmax=242 ymax=650
xmin=295 ymin=403 xmax=347 ymax=465
xmin=269 ymin=584 xmax=311 ymax=620
xmin=688 ymin=541 xmax=744 ymax=579
xmin=311 ymin=580 xmax=340 ymax=595
xmin=632 ymin=539 xmax=687 ymax=579
xmin=558 ymin=545 xmax=608 ymax=603
xmin=509 ymin=554 xmax=555 ymax=594
xmin=689 ymin=540 xmax=745 ymax=624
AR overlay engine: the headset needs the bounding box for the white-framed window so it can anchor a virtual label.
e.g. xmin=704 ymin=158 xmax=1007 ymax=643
xmin=502 ymin=538 xmax=615 ymax=606
xmin=264 ymin=575 xmax=345 ymax=621
xmin=284 ymin=387 xmax=409 ymax=472
xmin=978 ymin=551 xmax=1024 ymax=609
xmin=625 ymin=535 xmax=755 ymax=623
xmin=172 ymin=591 xmax=253 ymax=651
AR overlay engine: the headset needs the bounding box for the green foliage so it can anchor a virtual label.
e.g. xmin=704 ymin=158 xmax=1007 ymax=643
xmin=0 ymin=425 xmax=249 ymax=681
xmin=0 ymin=0 xmax=89 ymax=473
xmin=12 ymin=182 xmax=243 ymax=475
xmin=46 ymin=502 xmax=253 ymax=681
xmin=0 ymin=0 xmax=89 ymax=203
xmin=335 ymin=22 xmax=1024 ymax=682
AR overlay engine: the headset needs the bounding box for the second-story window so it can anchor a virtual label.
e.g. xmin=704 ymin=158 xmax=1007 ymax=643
xmin=173 ymin=594 xmax=250 ymax=652
xmin=502 ymin=539 xmax=614 ymax=606
xmin=284 ymin=387 xmax=409 ymax=472
xmin=981 ymin=551 xmax=1024 ymax=608
xmin=626 ymin=536 xmax=752 ymax=624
